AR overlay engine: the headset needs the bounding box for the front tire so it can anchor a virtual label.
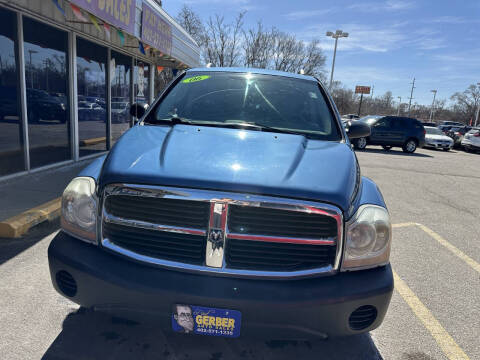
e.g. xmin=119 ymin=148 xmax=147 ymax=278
xmin=354 ymin=137 xmax=367 ymax=150
xmin=443 ymin=148 xmax=450 ymax=152
xmin=402 ymin=139 xmax=417 ymax=153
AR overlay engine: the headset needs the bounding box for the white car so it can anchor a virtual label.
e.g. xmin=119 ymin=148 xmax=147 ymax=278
xmin=424 ymin=126 xmax=453 ymax=151
xmin=461 ymin=127 xmax=480 ymax=153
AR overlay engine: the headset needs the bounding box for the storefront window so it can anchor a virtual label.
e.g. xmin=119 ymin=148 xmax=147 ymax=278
xmin=23 ymin=17 xmax=70 ymax=168
xmin=134 ymin=60 xmax=150 ymax=104
xmin=154 ymin=67 xmax=174 ymax=99
xmin=0 ymin=8 xmax=24 ymax=176
xmin=111 ymin=51 xmax=131 ymax=143
xmin=76 ymin=37 xmax=107 ymax=157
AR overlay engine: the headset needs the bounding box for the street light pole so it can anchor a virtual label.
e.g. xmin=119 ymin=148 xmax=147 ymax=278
xmin=397 ymin=96 xmax=402 ymax=116
xmin=407 ymin=77 xmax=415 ymax=117
xmin=326 ymin=30 xmax=349 ymax=89
xmin=429 ymin=90 xmax=437 ymax=122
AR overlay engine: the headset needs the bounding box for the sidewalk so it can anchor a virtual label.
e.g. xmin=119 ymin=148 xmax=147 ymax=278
xmin=0 ymin=157 xmax=98 ymax=238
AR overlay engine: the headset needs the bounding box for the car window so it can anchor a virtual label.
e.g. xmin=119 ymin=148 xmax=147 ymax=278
xmin=390 ymin=118 xmax=404 ymax=129
xmin=373 ymin=117 xmax=390 ymax=128
xmin=150 ymin=72 xmax=341 ymax=140
xmin=425 ymin=127 xmax=443 ymax=135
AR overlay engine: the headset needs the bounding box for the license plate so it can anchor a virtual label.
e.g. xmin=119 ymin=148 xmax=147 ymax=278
xmin=172 ymin=304 xmax=241 ymax=338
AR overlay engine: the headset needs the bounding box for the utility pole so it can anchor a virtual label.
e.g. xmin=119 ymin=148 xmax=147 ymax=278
xmin=326 ymin=30 xmax=349 ymax=88
xmin=397 ymin=96 xmax=402 ymax=116
xmin=407 ymin=77 xmax=415 ymax=117
xmin=429 ymin=90 xmax=437 ymax=122
xmin=357 ymin=93 xmax=364 ymax=117
xmin=370 ymin=85 xmax=374 ymax=99
xmin=475 ymin=82 xmax=480 ymax=127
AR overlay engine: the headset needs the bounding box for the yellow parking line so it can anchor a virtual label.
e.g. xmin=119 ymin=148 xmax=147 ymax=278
xmin=393 ymin=270 xmax=470 ymax=360
xmin=392 ymin=222 xmax=416 ymax=228
xmin=393 ymin=223 xmax=479 ymax=274
xmin=415 ymin=223 xmax=480 ymax=274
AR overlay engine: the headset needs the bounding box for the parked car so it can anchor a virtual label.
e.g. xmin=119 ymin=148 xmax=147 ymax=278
xmin=49 ymin=68 xmax=393 ymax=340
xmin=26 ymin=88 xmax=67 ymax=123
xmin=438 ymin=124 xmax=454 ymax=134
xmin=447 ymin=126 xmax=472 ymax=148
xmin=440 ymin=121 xmax=464 ymax=127
xmin=111 ymin=101 xmax=130 ymax=123
xmin=342 ymin=114 xmax=360 ymax=121
xmin=353 ymin=115 xmax=425 ymax=153
xmin=461 ymin=127 xmax=480 ymax=153
xmin=421 ymin=122 xmax=437 ymax=127
xmin=78 ymin=101 xmax=106 ymax=121
xmin=423 ymin=126 xmax=453 ymax=151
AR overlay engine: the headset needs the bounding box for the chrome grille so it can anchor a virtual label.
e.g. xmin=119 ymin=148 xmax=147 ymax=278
xmin=228 ymin=204 xmax=338 ymax=238
xmin=101 ymin=184 xmax=343 ymax=279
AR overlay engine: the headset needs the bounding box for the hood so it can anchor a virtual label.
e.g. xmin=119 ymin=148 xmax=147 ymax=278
xmin=99 ymin=125 xmax=359 ymax=211
xmin=426 ymin=134 xmax=452 ymax=141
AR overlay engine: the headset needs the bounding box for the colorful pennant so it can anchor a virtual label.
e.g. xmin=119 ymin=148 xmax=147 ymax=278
xmin=88 ymin=14 xmax=102 ymax=33
xmin=117 ymin=29 xmax=125 ymax=46
xmin=138 ymin=41 xmax=146 ymax=55
xmin=70 ymin=3 xmax=87 ymax=22
xmin=51 ymin=0 xmax=66 ymax=17
xmin=103 ymin=22 xmax=111 ymax=40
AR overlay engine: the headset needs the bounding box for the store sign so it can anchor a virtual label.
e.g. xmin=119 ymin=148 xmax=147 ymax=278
xmin=70 ymin=0 xmax=136 ymax=35
xmin=355 ymin=86 xmax=371 ymax=94
xmin=141 ymin=2 xmax=172 ymax=55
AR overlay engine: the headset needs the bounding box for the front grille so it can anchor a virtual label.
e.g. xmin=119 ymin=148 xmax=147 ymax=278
xmin=226 ymin=238 xmax=336 ymax=271
xmin=101 ymin=185 xmax=341 ymax=277
xmin=228 ymin=205 xmax=337 ymax=238
xmin=104 ymin=195 xmax=210 ymax=229
xmin=103 ymin=222 xmax=206 ymax=265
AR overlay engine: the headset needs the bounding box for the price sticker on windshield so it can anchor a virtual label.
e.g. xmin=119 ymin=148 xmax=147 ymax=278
xmin=182 ymin=75 xmax=211 ymax=84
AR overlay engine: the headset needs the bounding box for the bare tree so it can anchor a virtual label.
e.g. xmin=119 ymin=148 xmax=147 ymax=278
xmin=204 ymin=12 xmax=245 ymax=67
xmin=300 ymin=39 xmax=326 ymax=78
xmin=242 ymin=21 xmax=274 ymax=68
xmin=175 ymin=5 xmax=205 ymax=47
xmin=450 ymin=84 xmax=480 ymax=122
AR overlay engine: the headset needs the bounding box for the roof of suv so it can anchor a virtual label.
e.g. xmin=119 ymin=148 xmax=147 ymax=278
xmin=187 ymin=67 xmax=317 ymax=82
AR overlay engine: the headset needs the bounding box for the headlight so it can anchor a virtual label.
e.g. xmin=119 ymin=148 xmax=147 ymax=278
xmin=341 ymin=205 xmax=391 ymax=271
xmin=61 ymin=177 xmax=98 ymax=244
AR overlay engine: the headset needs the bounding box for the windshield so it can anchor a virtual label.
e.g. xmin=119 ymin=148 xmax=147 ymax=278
xmin=359 ymin=115 xmax=382 ymax=125
xmin=425 ymin=127 xmax=443 ymax=135
xmin=149 ymin=72 xmax=341 ymax=140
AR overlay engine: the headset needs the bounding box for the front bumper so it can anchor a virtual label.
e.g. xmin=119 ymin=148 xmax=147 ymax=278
xmin=48 ymin=232 xmax=394 ymax=339
xmin=424 ymin=142 xmax=452 ymax=149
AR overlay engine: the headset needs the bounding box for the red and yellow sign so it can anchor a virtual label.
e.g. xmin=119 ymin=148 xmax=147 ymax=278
xmin=355 ymin=86 xmax=371 ymax=94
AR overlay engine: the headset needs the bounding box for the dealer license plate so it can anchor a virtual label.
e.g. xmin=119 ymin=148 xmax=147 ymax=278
xmin=172 ymin=304 xmax=241 ymax=338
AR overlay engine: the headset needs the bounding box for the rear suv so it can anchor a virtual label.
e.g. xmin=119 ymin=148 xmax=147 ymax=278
xmin=461 ymin=127 xmax=480 ymax=153
xmin=353 ymin=115 xmax=425 ymax=153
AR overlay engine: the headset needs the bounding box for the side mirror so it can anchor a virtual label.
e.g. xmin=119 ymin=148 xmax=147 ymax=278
xmin=130 ymin=102 xmax=148 ymax=119
xmin=346 ymin=121 xmax=371 ymax=139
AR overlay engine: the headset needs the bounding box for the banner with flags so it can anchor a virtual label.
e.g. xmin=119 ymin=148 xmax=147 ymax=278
xmin=51 ymin=0 xmax=66 ymax=17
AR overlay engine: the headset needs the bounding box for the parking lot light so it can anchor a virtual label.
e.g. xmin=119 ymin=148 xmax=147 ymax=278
xmin=429 ymin=90 xmax=437 ymax=122
xmin=326 ymin=30 xmax=349 ymax=89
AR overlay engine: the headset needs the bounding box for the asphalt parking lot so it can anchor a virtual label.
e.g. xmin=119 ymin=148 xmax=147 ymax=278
xmin=0 ymin=146 xmax=478 ymax=360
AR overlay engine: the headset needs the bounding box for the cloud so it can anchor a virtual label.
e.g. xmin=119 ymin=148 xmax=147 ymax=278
xmin=284 ymin=9 xmax=333 ymax=21
xmin=349 ymin=0 xmax=415 ymax=12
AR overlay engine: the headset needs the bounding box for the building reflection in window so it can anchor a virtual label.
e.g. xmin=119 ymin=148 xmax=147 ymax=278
xmin=111 ymin=51 xmax=131 ymax=144
xmin=0 ymin=8 xmax=24 ymax=176
xmin=23 ymin=17 xmax=70 ymax=168
xmin=77 ymin=37 xmax=107 ymax=156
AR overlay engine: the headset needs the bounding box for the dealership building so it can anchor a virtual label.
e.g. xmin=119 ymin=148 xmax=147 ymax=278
xmin=0 ymin=0 xmax=200 ymax=179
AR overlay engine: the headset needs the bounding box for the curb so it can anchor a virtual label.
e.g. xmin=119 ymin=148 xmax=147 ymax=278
xmin=80 ymin=137 xmax=106 ymax=146
xmin=0 ymin=197 xmax=62 ymax=238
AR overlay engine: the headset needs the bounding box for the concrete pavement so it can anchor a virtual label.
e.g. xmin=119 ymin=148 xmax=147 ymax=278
xmin=0 ymin=146 xmax=479 ymax=359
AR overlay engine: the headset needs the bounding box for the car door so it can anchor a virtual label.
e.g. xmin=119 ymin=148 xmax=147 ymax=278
xmin=389 ymin=117 xmax=407 ymax=145
xmin=369 ymin=117 xmax=393 ymax=145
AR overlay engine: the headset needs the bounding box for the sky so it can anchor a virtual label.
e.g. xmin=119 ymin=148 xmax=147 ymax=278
xmin=163 ymin=0 xmax=480 ymax=106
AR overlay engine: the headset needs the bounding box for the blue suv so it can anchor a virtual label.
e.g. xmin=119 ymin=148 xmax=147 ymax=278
xmin=49 ymin=68 xmax=393 ymax=339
